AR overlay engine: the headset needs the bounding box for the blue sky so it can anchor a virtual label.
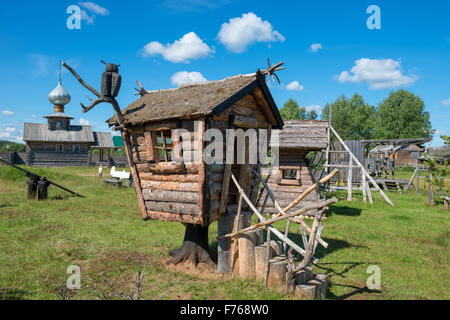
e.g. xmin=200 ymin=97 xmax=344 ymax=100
xmin=0 ymin=0 xmax=449 ymax=146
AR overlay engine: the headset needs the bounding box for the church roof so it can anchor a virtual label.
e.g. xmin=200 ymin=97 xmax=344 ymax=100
xmin=23 ymin=123 xmax=94 ymax=143
xmin=92 ymin=132 xmax=115 ymax=148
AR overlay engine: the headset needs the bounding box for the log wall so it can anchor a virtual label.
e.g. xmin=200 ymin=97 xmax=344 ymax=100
xmin=28 ymin=142 xmax=91 ymax=167
xmin=125 ymin=90 xmax=273 ymax=225
xmin=258 ymin=149 xmax=320 ymax=215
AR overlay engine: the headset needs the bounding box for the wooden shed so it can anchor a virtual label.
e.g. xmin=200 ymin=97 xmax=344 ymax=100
xmin=258 ymin=120 xmax=328 ymax=215
xmin=107 ymin=71 xmax=284 ymax=226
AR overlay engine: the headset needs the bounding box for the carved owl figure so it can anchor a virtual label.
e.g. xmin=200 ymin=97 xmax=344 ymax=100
xmin=101 ymin=62 xmax=122 ymax=98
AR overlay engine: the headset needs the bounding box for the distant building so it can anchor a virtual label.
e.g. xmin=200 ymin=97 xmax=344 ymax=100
xmin=22 ymin=76 xmax=120 ymax=167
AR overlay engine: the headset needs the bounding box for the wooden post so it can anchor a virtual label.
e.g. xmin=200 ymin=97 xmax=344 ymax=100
xmin=347 ymin=156 xmax=353 ymax=201
xmin=362 ymin=169 xmax=367 ymax=203
xmin=238 ymin=222 xmax=256 ymax=279
xmin=218 ymin=209 xmax=233 ymax=274
xmin=366 ymin=184 xmax=373 ymax=204
xmin=406 ymin=164 xmax=419 ymax=192
xmin=415 ymin=170 xmax=420 ymax=193
xmin=429 ymin=171 xmax=434 ymax=206
xmin=330 ymin=126 xmax=394 ymax=206
xmin=267 ymin=257 xmax=287 ymax=289
xmin=27 ymin=180 xmax=37 ymax=199
xmin=122 ymin=131 xmax=148 ymax=220
xmin=264 ymin=230 xmax=271 ymax=288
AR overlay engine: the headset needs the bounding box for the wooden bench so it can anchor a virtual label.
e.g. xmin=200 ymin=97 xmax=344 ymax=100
xmin=103 ymin=179 xmax=122 ymax=189
xmin=440 ymin=196 xmax=449 ymax=210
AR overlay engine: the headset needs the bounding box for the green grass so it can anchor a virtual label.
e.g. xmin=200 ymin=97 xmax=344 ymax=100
xmin=0 ymin=166 xmax=449 ymax=300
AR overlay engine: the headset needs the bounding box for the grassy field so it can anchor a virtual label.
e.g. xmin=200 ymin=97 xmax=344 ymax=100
xmin=0 ymin=165 xmax=448 ymax=300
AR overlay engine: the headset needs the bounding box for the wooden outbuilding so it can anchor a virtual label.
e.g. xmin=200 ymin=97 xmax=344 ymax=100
xmin=258 ymin=120 xmax=328 ymax=215
xmin=107 ymin=71 xmax=284 ymax=226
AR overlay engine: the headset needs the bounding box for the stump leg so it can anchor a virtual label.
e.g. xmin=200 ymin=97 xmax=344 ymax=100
xmin=168 ymin=224 xmax=216 ymax=268
xmin=27 ymin=180 xmax=37 ymax=199
xmin=38 ymin=179 xmax=50 ymax=201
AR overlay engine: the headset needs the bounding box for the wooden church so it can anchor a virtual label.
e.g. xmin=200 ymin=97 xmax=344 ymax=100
xmin=107 ymin=70 xmax=284 ymax=226
xmin=23 ymin=77 xmax=115 ymax=167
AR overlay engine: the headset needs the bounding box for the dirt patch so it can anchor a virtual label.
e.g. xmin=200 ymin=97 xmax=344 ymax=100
xmin=165 ymin=259 xmax=226 ymax=281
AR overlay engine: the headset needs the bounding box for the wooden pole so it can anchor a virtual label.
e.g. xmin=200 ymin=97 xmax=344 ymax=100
xmin=362 ymin=169 xmax=367 ymax=203
xmin=330 ymin=126 xmax=394 ymax=206
xmin=281 ymin=169 xmax=339 ymax=213
xmin=347 ymin=156 xmax=353 ymax=201
xmin=415 ymin=169 xmax=420 ymax=193
xmin=429 ymin=171 xmax=435 ymax=206
xmin=406 ymin=164 xmax=419 ymax=192
xmin=252 ymin=169 xmax=333 ymax=248
xmin=219 ymin=199 xmax=336 ymax=240
xmin=228 ymin=172 xmax=317 ymax=261
xmin=264 ymin=229 xmax=271 ymax=288
xmin=366 ymin=184 xmax=374 ymax=204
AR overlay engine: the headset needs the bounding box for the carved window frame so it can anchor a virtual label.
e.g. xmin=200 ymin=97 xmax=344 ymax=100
xmin=278 ymin=166 xmax=302 ymax=186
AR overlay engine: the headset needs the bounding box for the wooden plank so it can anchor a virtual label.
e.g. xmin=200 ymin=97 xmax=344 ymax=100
xmin=196 ymin=120 xmax=206 ymax=225
xmin=148 ymin=162 xmax=199 ymax=174
xmin=347 ymin=157 xmax=353 ymax=201
xmin=122 ymin=131 xmax=148 ymax=220
xmin=145 ymin=201 xmax=200 ymax=216
xmin=219 ymin=129 xmax=233 ymax=215
xmin=138 ymin=173 xmax=199 ymax=183
xmin=142 ymin=189 xmax=199 ymax=204
xmin=141 ymin=180 xmax=200 ymax=192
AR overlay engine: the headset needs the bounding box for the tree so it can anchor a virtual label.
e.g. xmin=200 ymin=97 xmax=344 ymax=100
xmin=423 ymin=153 xmax=448 ymax=206
xmin=321 ymin=94 xmax=377 ymax=140
xmin=280 ymin=98 xmax=301 ymax=120
xmin=441 ymin=135 xmax=450 ymax=145
xmin=280 ymin=99 xmax=319 ymax=121
xmin=375 ymin=90 xmax=431 ymax=139
xmin=307 ymin=110 xmax=318 ymax=120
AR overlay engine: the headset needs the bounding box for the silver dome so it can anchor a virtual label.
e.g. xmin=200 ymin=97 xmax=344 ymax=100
xmin=48 ymin=81 xmax=71 ymax=106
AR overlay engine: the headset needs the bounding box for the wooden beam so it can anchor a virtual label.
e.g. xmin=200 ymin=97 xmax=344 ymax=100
xmin=330 ymin=126 xmax=394 ymax=206
xmin=122 ymin=131 xmax=148 ymax=220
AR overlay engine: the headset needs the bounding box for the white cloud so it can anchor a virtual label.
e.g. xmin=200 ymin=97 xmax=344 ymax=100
xmin=309 ymin=43 xmax=322 ymax=52
xmin=286 ymin=81 xmax=304 ymax=92
xmin=217 ymin=12 xmax=285 ymax=53
xmin=336 ymin=58 xmax=416 ymax=90
xmin=79 ymin=118 xmax=91 ymax=126
xmin=434 ymin=129 xmax=446 ymax=135
xmin=0 ymin=125 xmax=22 ymax=143
xmin=171 ymin=71 xmax=208 ymax=87
xmin=78 ymin=2 xmax=109 ymax=24
xmin=79 ymin=2 xmax=109 ymax=15
xmin=441 ymin=98 xmax=450 ymax=107
xmin=1 ymin=110 xmax=14 ymax=116
xmin=143 ymin=32 xmax=214 ymax=63
xmin=305 ymin=105 xmax=322 ymax=113
xmin=80 ymin=10 xmax=95 ymax=24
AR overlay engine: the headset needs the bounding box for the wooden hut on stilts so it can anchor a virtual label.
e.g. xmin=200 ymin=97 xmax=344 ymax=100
xmin=258 ymin=120 xmax=329 ymax=215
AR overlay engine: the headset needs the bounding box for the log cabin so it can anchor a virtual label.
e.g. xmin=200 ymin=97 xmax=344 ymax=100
xmin=107 ymin=70 xmax=284 ymax=226
xmin=258 ymin=120 xmax=329 ymax=215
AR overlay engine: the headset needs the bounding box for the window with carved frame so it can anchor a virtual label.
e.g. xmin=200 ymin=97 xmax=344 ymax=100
xmin=156 ymin=130 xmax=174 ymax=162
xmin=278 ymin=167 xmax=302 ymax=186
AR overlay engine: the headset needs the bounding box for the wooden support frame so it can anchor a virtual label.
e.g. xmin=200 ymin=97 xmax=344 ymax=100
xmin=329 ymin=126 xmax=394 ymax=206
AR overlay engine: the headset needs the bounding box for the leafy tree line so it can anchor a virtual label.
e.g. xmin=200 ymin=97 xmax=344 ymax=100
xmin=280 ymin=98 xmax=319 ymax=121
xmin=0 ymin=140 xmax=26 ymax=152
xmin=280 ymin=89 xmax=432 ymax=141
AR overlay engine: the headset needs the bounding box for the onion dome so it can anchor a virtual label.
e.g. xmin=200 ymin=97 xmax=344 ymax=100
xmin=48 ymin=81 xmax=71 ymax=106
